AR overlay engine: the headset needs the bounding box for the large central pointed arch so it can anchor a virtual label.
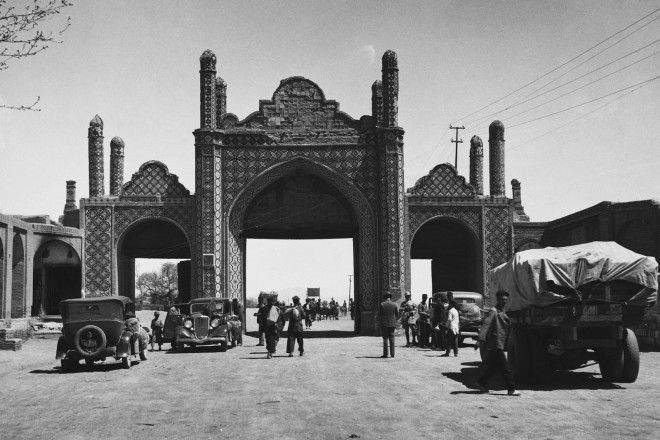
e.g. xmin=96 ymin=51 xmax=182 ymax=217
xmin=225 ymin=157 xmax=378 ymax=333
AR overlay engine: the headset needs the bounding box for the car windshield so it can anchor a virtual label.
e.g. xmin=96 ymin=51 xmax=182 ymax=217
xmin=190 ymin=301 xmax=214 ymax=314
xmin=62 ymin=302 xmax=124 ymax=321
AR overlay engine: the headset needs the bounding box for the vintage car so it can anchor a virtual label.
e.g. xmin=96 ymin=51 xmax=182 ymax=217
xmin=174 ymin=298 xmax=232 ymax=351
xmin=443 ymin=291 xmax=484 ymax=344
xmin=56 ymin=296 xmax=145 ymax=370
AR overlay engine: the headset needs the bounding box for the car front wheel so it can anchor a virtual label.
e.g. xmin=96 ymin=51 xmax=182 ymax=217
xmin=122 ymin=356 xmax=131 ymax=369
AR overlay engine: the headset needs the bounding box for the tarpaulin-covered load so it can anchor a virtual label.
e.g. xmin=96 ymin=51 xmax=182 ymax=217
xmin=488 ymin=241 xmax=658 ymax=312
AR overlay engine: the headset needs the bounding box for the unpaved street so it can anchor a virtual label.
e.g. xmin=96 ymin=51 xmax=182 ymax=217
xmin=1 ymin=316 xmax=659 ymax=440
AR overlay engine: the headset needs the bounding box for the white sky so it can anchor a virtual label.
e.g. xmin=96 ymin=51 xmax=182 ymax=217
xmin=1 ymin=1 xmax=658 ymax=303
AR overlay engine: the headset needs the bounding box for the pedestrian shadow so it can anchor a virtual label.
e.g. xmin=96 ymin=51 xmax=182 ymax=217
xmin=245 ymin=330 xmax=356 ymax=339
xmin=443 ymin=366 xmax=626 ymax=391
xmin=355 ymin=356 xmax=389 ymax=359
xmin=30 ymin=362 xmax=129 ymax=374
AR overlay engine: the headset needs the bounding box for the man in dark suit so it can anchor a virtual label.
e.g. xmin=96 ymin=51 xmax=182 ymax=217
xmin=286 ymin=296 xmax=305 ymax=357
xmin=379 ymin=292 xmax=399 ymax=358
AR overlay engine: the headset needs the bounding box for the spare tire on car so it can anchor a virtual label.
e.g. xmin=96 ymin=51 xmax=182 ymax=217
xmin=74 ymin=324 xmax=107 ymax=359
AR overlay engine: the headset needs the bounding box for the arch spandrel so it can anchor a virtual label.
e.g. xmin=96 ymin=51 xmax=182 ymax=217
xmin=407 ymin=163 xmax=476 ymax=197
xmin=225 ymin=157 xmax=377 ymax=309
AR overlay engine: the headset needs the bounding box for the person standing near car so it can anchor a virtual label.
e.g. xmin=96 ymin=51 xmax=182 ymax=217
xmin=231 ymin=298 xmax=244 ymax=346
xmin=400 ymin=292 xmax=415 ymax=347
xmin=286 ymin=296 xmax=306 ymax=357
xmin=417 ymin=294 xmax=431 ymax=347
xmin=150 ymin=312 xmax=164 ymax=351
xmin=443 ymin=297 xmax=459 ymax=357
xmin=476 ymin=290 xmax=520 ymax=396
xmin=379 ymin=292 xmax=399 ymax=358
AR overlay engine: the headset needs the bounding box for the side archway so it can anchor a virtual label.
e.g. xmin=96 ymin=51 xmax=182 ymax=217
xmin=32 ymin=240 xmax=82 ymax=316
xmin=11 ymin=233 xmax=25 ymax=318
xmin=410 ymin=216 xmax=483 ymax=294
xmin=225 ymin=157 xmax=378 ymax=333
xmin=116 ymin=218 xmax=191 ymax=304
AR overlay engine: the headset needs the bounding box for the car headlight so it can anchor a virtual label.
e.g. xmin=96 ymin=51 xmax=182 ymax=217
xmin=210 ymin=318 xmax=220 ymax=328
xmin=184 ymin=319 xmax=193 ymax=329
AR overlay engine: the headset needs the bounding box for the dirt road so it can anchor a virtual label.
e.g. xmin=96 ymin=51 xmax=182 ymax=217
xmin=1 ymin=316 xmax=659 ymax=440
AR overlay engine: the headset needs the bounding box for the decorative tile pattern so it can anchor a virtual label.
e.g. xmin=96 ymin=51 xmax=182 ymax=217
xmin=84 ymin=207 xmax=112 ymax=296
xmin=121 ymin=161 xmax=190 ymax=198
xmin=407 ymin=163 xmax=476 ymax=197
xmin=485 ymin=206 xmax=513 ymax=270
xmin=88 ymin=118 xmax=104 ymax=197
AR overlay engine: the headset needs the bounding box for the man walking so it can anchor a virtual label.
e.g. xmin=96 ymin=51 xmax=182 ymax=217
xmin=264 ymin=295 xmax=281 ymax=359
xmin=231 ymin=298 xmax=244 ymax=346
xmin=286 ymin=296 xmax=305 ymax=357
xmin=476 ymin=290 xmax=520 ymax=396
xmin=379 ymin=292 xmax=399 ymax=358
xmin=255 ymin=295 xmax=267 ymax=346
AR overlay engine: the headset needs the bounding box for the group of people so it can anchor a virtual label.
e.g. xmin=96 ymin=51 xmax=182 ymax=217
xmin=379 ymin=289 xmax=520 ymax=396
xmin=255 ymin=294 xmax=306 ymax=359
xmin=399 ymin=291 xmax=460 ymax=356
xmin=300 ymin=298 xmax=347 ymax=327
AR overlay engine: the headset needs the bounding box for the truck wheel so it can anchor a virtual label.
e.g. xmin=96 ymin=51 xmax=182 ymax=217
xmin=598 ymin=347 xmax=624 ymax=382
xmin=509 ymin=328 xmax=531 ymax=384
xmin=620 ymin=328 xmax=640 ymax=383
xmin=122 ymin=356 xmax=131 ymax=369
xmin=528 ymin=331 xmax=551 ymax=383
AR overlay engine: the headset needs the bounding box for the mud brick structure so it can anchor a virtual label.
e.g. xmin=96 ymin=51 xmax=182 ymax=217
xmin=2 ymin=49 xmax=658 ymax=342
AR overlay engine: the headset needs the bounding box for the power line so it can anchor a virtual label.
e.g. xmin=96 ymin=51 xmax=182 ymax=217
xmin=507 ymin=86 xmax=643 ymax=152
xmin=454 ymin=6 xmax=660 ymax=123
xmin=467 ymin=40 xmax=660 ymax=128
xmin=486 ymin=50 xmax=660 ymax=127
xmin=515 ymin=15 xmax=660 ymax=102
xmin=509 ymin=74 xmax=660 ymax=128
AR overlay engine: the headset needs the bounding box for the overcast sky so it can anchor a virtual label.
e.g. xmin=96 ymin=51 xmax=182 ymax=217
xmin=1 ymin=1 xmax=659 ymax=303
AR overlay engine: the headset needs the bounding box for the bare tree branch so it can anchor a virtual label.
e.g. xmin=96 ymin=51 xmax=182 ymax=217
xmin=0 ymin=0 xmax=72 ymax=110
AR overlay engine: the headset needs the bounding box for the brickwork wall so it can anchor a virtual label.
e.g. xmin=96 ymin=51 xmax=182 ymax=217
xmin=513 ymin=222 xmax=547 ymax=251
xmin=11 ymin=261 xmax=24 ymax=318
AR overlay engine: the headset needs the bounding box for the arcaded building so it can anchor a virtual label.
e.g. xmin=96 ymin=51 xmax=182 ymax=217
xmin=3 ymin=49 xmax=655 ymax=338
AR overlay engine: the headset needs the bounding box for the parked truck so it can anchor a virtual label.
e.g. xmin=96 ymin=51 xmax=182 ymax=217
xmin=486 ymin=241 xmax=658 ymax=384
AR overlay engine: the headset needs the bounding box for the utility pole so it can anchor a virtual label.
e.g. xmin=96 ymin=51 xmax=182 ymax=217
xmin=347 ymin=274 xmax=353 ymax=302
xmin=449 ymin=125 xmax=465 ymax=170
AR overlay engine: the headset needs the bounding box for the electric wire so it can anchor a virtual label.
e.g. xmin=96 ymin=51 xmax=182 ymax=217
xmin=454 ymin=6 xmax=660 ymax=124
xmin=467 ymin=40 xmax=660 ymax=128
xmin=508 ymin=75 xmax=659 ymax=128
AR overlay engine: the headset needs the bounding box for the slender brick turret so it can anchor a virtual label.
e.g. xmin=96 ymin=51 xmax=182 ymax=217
xmin=64 ymin=180 xmax=77 ymax=212
xmin=88 ymin=115 xmax=104 ymax=197
xmin=489 ymin=120 xmax=505 ymax=197
xmin=381 ymin=50 xmax=399 ymax=128
xmin=200 ymin=50 xmax=217 ymax=129
xmin=215 ymin=76 xmax=227 ymax=127
xmin=469 ymin=135 xmax=484 ymax=195
xmin=371 ymin=80 xmax=383 ymax=127
xmin=109 ymin=136 xmax=125 ymax=196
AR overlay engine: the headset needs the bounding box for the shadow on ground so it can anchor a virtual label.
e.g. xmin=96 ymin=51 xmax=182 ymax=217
xmin=443 ymin=364 xmax=626 ymax=392
xmin=246 ymin=330 xmax=356 ymax=339
xmin=30 ymin=361 xmax=140 ymax=374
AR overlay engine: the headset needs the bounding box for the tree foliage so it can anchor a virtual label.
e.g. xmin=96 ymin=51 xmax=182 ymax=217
xmin=136 ymin=262 xmax=179 ymax=309
xmin=1 ymin=0 xmax=73 ymax=110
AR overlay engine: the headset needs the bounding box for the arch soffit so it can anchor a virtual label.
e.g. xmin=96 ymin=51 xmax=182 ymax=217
xmin=228 ymin=157 xmax=374 ymax=233
xmin=410 ymin=214 xmax=481 ymax=250
xmin=33 ymin=238 xmax=81 ymax=263
xmin=12 ymin=233 xmax=24 ymax=265
xmin=116 ymin=216 xmax=192 ymax=252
